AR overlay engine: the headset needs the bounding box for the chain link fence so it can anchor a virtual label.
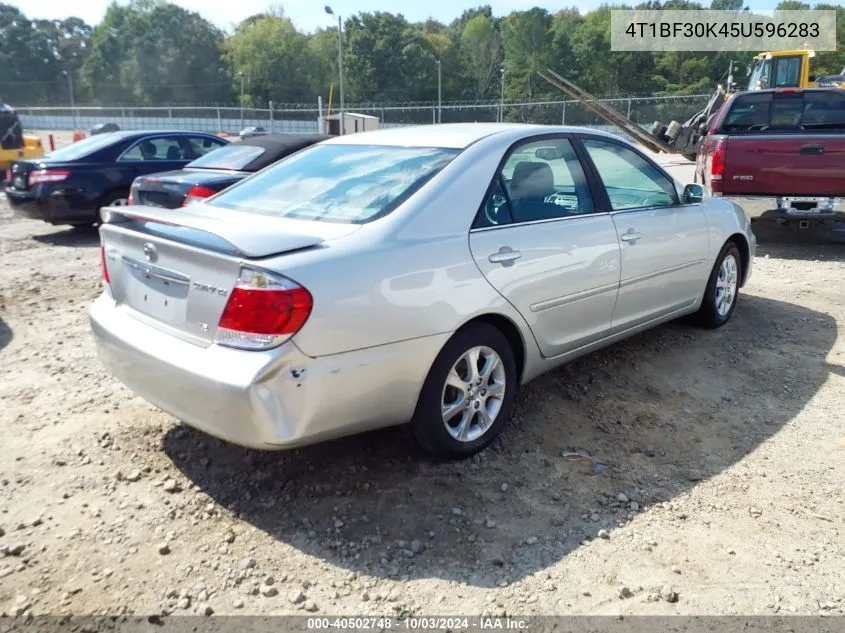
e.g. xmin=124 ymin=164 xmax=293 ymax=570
xmin=15 ymin=95 xmax=710 ymax=136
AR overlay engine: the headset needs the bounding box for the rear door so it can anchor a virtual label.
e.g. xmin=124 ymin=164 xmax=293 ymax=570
xmin=718 ymin=90 xmax=845 ymax=196
xmin=578 ymin=136 xmax=710 ymax=332
xmin=468 ymin=135 xmax=621 ymax=359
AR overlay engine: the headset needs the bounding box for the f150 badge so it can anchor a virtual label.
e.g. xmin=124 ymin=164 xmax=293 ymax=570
xmin=733 ymin=175 xmax=754 ymax=181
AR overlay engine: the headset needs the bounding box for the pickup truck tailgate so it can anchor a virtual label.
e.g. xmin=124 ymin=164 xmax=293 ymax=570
xmin=721 ymin=135 xmax=845 ymax=197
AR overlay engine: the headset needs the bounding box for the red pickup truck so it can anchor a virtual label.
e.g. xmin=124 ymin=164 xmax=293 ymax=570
xmin=697 ymin=87 xmax=845 ymax=239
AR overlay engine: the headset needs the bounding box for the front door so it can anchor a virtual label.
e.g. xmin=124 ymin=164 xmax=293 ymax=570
xmin=468 ymin=136 xmax=621 ymax=359
xmin=578 ymin=137 xmax=710 ymax=333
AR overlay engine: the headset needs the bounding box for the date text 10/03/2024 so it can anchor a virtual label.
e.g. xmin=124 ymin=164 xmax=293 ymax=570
xmin=306 ymin=617 xmax=531 ymax=630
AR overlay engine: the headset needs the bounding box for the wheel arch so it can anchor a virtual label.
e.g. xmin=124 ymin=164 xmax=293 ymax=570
xmin=454 ymin=313 xmax=527 ymax=384
xmin=726 ymin=232 xmax=750 ymax=287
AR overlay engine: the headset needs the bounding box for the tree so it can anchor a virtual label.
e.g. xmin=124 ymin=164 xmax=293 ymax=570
xmin=460 ymin=13 xmax=502 ymax=102
xmin=80 ymin=0 xmax=227 ymax=106
xmin=226 ymin=13 xmax=313 ymax=105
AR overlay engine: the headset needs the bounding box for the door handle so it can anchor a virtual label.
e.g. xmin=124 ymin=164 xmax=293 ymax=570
xmin=620 ymin=231 xmax=643 ymax=243
xmin=800 ymin=144 xmax=824 ymax=155
xmin=488 ymin=247 xmax=522 ymax=264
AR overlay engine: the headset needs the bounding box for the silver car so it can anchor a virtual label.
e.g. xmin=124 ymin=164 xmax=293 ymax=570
xmin=90 ymin=123 xmax=756 ymax=459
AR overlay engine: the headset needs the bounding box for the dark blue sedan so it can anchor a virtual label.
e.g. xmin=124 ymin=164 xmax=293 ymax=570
xmin=4 ymin=130 xmax=228 ymax=227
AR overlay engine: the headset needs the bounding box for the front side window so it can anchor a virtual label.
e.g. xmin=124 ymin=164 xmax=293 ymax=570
xmin=120 ymin=136 xmax=186 ymax=161
xmin=582 ymin=138 xmax=677 ymax=211
xmin=206 ymin=144 xmax=460 ymax=223
xmin=476 ymin=137 xmax=594 ymax=228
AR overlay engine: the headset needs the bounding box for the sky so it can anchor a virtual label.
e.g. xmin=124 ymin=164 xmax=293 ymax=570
xmin=9 ymin=0 xmax=783 ymax=33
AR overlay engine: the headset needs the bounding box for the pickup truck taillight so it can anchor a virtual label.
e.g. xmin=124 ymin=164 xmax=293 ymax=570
xmin=709 ymin=138 xmax=726 ymax=195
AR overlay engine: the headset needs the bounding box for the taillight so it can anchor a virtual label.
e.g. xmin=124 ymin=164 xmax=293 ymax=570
xmin=216 ymin=268 xmax=313 ymax=351
xmin=182 ymin=185 xmax=217 ymax=206
xmin=4 ymin=168 xmax=10 ymax=182
xmin=709 ymin=138 xmax=726 ymax=194
xmin=100 ymin=245 xmax=110 ymax=284
xmin=127 ymin=191 xmax=134 ymax=205
xmin=28 ymin=168 xmax=70 ymax=187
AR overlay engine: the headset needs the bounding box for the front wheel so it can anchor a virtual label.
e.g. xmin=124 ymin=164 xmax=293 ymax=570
xmin=410 ymin=322 xmax=517 ymax=460
xmin=695 ymin=241 xmax=741 ymax=328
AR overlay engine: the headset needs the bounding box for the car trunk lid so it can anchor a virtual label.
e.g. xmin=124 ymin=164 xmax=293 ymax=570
xmin=99 ymin=203 xmax=357 ymax=345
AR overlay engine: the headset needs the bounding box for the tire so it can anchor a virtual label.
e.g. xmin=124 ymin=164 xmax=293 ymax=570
xmin=682 ymin=152 xmax=697 ymax=162
xmin=694 ymin=241 xmax=742 ymax=329
xmin=409 ymin=322 xmax=518 ymax=460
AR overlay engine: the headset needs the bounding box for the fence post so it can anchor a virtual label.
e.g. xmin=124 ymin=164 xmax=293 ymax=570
xmin=216 ymin=108 xmax=221 ymax=132
xmin=562 ymin=101 xmax=566 ymax=125
xmin=168 ymin=108 xmax=172 ymax=119
xmin=627 ymin=99 xmax=632 ymax=119
xmin=269 ymin=102 xmax=274 ymax=132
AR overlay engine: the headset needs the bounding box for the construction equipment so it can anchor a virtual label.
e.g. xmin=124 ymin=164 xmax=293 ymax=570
xmin=747 ymin=49 xmax=845 ymax=90
xmin=1 ymin=100 xmax=45 ymax=181
xmin=538 ymin=68 xmax=717 ymax=160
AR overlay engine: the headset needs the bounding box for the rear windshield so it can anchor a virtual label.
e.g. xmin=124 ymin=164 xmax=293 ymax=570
xmin=186 ymin=144 xmax=265 ymax=170
xmin=206 ymin=144 xmax=461 ymax=223
xmin=45 ymin=133 xmax=123 ymax=160
xmin=720 ymin=90 xmax=845 ymax=133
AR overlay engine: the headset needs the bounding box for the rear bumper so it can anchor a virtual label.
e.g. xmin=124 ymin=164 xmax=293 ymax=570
xmin=722 ymin=195 xmax=845 ymax=221
xmin=89 ymin=293 xmax=448 ymax=450
xmin=5 ymin=187 xmax=98 ymax=225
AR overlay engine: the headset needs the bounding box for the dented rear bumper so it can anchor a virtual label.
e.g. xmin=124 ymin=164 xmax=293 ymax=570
xmin=89 ymin=293 xmax=447 ymax=449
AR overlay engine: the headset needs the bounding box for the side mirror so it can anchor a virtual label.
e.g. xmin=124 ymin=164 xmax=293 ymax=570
xmin=683 ymin=183 xmax=705 ymax=204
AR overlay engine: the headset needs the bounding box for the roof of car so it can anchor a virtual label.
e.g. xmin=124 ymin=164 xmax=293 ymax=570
xmin=321 ymin=122 xmax=620 ymax=149
xmin=232 ymin=133 xmax=332 ymax=170
xmin=101 ymin=130 xmax=222 ymax=140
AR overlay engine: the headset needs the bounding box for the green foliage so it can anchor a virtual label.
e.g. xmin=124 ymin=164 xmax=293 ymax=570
xmin=1 ymin=0 xmax=845 ymax=108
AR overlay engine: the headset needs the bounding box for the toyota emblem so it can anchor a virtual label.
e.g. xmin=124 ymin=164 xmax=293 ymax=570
xmin=142 ymin=242 xmax=157 ymax=262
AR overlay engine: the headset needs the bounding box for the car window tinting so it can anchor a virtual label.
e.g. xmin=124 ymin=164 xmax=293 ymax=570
xmin=722 ymin=91 xmax=845 ymax=133
xmin=206 ymin=144 xmax=460 ymax=223
xmin=43 ymin=133 xmax=124 ymax=161
xmin=120 ymin=136 xmax=186 ymax=161
xmin=187 ymin=144 xmax=266 ymax=170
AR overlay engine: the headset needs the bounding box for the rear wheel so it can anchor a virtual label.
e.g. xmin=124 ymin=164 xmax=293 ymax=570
xmin=695 ymin=241 xmax=741 ymax=328
xmin=410 ymin=322 xmax=517 ymax=459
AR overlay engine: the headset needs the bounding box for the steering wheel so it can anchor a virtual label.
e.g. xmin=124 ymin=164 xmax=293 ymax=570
xmin=639 ymin=192 xmax=671 ymax=208
xmin=484 ymin=193 xmax=508 ymax=225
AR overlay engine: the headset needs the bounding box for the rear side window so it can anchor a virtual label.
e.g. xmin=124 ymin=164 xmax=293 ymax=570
xmin=120 ymin=136 xmax=186 ymax=161
xmin=187 ymin=144 xmax=265 ymax=170
xmin=207 ymin=144 xmax=460 ymax=223
xmin=721 ymin=91 xmax=845 ymax=133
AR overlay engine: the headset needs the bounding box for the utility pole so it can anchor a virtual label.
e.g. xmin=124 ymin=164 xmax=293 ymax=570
xmin=500 ymin=67 xmax=505 ymax=123
xmin=325 ymin=6 xmax=345 ymax=134
xmin=65 ymin=71 xmax=76 ymax=131
xmin=239 ymin=73 xmax=245 ymax=130
xmin=436 ymin=59 xmax=442 ymax=124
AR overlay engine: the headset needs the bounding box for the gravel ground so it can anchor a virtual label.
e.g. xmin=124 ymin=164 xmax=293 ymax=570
xmin=0 ymin=131 xmax=844 ymax=618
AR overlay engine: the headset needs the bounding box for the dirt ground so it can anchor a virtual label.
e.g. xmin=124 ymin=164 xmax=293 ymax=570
xmin=0 ymin=131 xmax=843 ymax=619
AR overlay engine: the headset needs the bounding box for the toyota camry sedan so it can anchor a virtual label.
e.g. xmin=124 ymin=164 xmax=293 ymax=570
xmin=89 ymin=123 xmax=756 ymax=459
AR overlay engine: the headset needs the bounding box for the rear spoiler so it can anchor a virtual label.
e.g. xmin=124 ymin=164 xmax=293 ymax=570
xmin=100 ymin=203 xmax=328 ymax=259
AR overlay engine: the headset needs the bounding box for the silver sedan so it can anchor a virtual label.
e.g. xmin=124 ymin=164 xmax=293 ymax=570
xmin=89 ymin=123 xmax=756 ymax=459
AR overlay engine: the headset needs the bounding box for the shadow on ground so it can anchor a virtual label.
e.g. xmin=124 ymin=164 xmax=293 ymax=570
xmin=164 ymin=294 xmax=837 ymax=587
xmin=753 ymin=219 xmax=845 ymax=260
xmin=32 ymin=225 xmax=99 ymax=248
xmin=0 ymin=317 xmax=11 ymax=353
